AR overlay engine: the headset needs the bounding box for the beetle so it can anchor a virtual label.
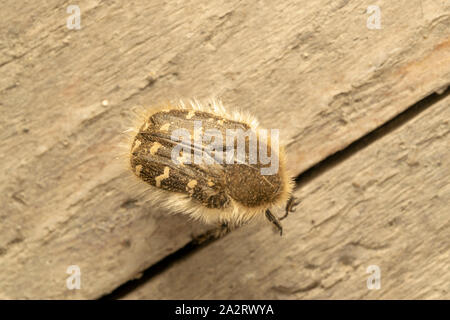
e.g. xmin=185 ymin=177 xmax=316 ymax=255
xmin=126 ymin=99 xmax=298 ymax=240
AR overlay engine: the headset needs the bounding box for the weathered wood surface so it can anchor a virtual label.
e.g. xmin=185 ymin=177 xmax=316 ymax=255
xmin=123 ymin=95 xmax=450 ymax=299
xmin=0 ymin=1 xmax=449 ymax=298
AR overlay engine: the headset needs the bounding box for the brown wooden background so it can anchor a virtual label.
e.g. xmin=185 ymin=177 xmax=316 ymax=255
xmin=0 ymin=0 xmax=449 ymax=299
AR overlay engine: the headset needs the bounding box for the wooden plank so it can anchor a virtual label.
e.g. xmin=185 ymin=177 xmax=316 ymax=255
xmin=0 ymin=0 xmax=449 ymax=298
xmin=123 ymin=94 xmax=450 ymax=299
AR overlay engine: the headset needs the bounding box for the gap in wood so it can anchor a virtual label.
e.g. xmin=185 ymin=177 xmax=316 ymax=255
xmin=101 ymin=239 xmax=214 ymax=299
xmin=101 ymin=85 xmax=450 ymax=300
xmin=295 ymin=86 xmax=449 ymax=188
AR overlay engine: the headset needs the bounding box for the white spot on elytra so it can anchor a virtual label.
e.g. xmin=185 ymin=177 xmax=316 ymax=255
xmin=150 ymin=142 xmax=162 ymax=155
xmin=160 ymin=123 xmax=171 ymax=132
xmin=132 ymin=139 xmax=141 ymax=153
xmin=187 ymin=180 xmax=197 ymax=189
xmin=155 ymin=166 xmax=170 ymax=187
xmin=186 ymin=110 xmax=196 ymax=119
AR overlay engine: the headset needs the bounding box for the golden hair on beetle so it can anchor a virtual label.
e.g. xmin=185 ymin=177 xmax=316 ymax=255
xmin=120 ymin=98 xmax=298 ymax=237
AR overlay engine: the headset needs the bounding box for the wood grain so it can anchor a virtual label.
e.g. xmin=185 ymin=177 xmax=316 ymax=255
xmin=123 ymin=94 xmax=450 ymax=299
xmin=0 ymin=0 xmax=448 ymax=298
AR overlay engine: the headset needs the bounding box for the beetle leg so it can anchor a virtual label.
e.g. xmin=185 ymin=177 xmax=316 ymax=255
xmin=265 ymin=209 xmax=283 ymax=236
xmin=279 ymin=196 xmax=300 ymax=221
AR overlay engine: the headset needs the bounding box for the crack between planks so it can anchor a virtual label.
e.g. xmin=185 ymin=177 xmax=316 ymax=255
xmin=294 ymin=85 xmax=450 ymax=187
xmin=100 ymin=85 xmax=450 ymax=300
xmin=100 ymin=235 xmax=222 ymax=300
